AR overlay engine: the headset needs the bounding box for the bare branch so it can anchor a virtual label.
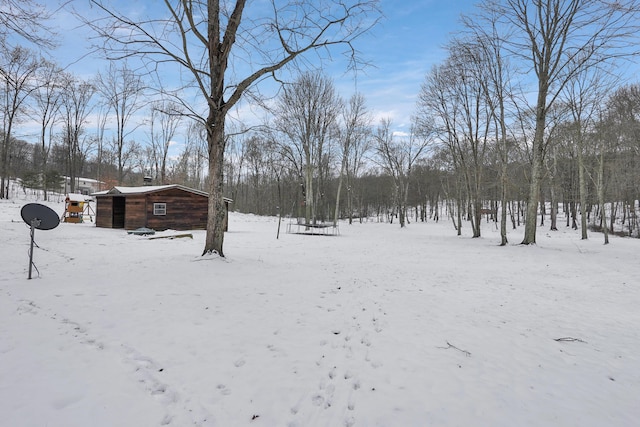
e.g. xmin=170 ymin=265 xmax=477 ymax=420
xmin=437 ymin=341 xmax=472 ymax=357
xmin=554 ymin=337 xmax=587 ymax=343
xmin=0 ymin=0 xmax=61 ymax=50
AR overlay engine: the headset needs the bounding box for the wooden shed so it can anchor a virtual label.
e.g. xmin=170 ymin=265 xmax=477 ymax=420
xmin=94 ymin=185 xmax=231 ymax=231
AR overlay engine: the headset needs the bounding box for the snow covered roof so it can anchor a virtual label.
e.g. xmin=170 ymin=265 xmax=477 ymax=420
xmin=92 ymin=184 xmax=233 ymax=202
xmin=110 ymin=185 xmax=184 ymax=194
xmin=93 ymin=184 xmax=211 ymax=199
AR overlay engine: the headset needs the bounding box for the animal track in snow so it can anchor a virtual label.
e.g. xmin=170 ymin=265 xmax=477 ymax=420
xmin=122 ymin=345 xmax=178 ymax=407
xmin=16 ymin=300 xmax=39 ymax=315
xmin=296 ymin=292 xmax=389 ymax=427
xmin=361 ymin=335 xmax=372 ymax=347
xmin=311 ymin=394 xmax=324 ymax=406
xmin=217 ymin=384 xmax=232 ymax=396
xmin=328 ymin=366 xmax=337 ymax=379
xmin=9 ymin=298 xmax=211 ymax=425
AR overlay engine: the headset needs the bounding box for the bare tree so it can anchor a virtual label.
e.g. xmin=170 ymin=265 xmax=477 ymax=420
xmin=148 ymin=101 xmax=183 ymax=184
xmin=244 ymin=134 xmax=272 ymax=214
xmin=562 ymin=66 xmax=616 ymax=240
xmin=335 ymin=92 xmax=372 ymax=225
xmin=85 ymin=0 xmax=381 ymax=256
xmin=599 ymin=85 xmax=640 ymax=238
xmin=96 ymin=62 xmax=145 ymax=185
xmin=33 ymin=59 xmax=64 ymax=200
xmin=418 ymin=46 xmax=493 ymax=237
xmin=492 ymin=0 xmax=640 ymax=244
xmin=275 ymin=71 xmax=342 ymax=225
xmin=345 ymin=113 xmax=374 ymax=224
xmin=92 ymin=105 xmax=110 ymax=189
xmin=419 ymin=63 xmax=466 ymax=234
xmin=59 ymin=73 xmax=96 ymax=193
xmin=183 ymin=120 xmax=208 ymax=191
xmin=461 ymin=7 xmax=519 ymax=245
xmin=374 ymin=118 xmax=432 ymax=228
xmin=544 ymin=120 xmax=562 ymax=232
xmin=0 ymin=46 xmax=40 ymax=198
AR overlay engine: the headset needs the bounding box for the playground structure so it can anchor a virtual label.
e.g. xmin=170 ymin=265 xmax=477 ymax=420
xmin=61 ymin=193 xmax=95 ymax=223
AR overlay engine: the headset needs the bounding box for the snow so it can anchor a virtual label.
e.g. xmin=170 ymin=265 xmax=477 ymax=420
xmin=1 ymin=194 xmax=639 ymax=427
xmin=104 ymin=185 xmax=181 ymax=194
xmin=93 ymin=185 xmax=212 ymax=198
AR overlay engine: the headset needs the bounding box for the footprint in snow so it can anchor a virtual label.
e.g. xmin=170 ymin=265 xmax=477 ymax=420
xmin=217 ymin=384 xmax=231 ymax=396
xmin=328 ymin=367 xmax=336 ymax=379
xmin=311 ymin=395 xmax=324 ymax=406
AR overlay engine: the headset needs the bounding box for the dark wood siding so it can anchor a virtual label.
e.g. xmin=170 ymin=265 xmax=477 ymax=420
xmin=95 ymin=197 xmax=113 ymax=228
xmin=145 ymin=189 xmax=208 ymax=231
xmin=122 ymin=195 xmax=146 ymax=229
xmin=95 ymin=186 xmax=213 ymax=231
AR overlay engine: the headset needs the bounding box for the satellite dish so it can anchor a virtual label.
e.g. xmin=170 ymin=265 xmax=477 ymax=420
xmin=21 ymin=203 xmax=60 ymax=230
xmin=20 ymin=203 xmax=60 ymax=279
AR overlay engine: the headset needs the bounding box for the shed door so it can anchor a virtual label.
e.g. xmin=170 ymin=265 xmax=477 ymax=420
xmin=112 ymin=197 xmax=125 ymax=228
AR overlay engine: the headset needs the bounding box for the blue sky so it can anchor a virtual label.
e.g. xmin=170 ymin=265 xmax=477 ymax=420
xmin=30 ymin=0 xmax=479 ymax=145
xmin=350 ymin=1 xmax=479 ymax=128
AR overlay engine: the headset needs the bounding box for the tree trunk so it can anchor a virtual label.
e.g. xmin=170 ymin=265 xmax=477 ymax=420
xmin=549 ymin=192 xmax=558 ymax=231
xmin=597 ymin=150 xmax=609 ymax=244
xmin=305 ymin=163 xmax=313 ymax=225
xmin=456 ymin=201 xmax=463 ymax=236
xmin=578 ymin=142 xmax=588 ymax=239
xmin=522 ymin=90 xmax=548 ymax=244
xmin=549 ymin=149 xmax=558 ymax=231
xmin=348 ymin=181 xmax=354 ymax=225
xmin=500 ymin=152 xmax=508 ymax=245
xmin=203 ymin=112 xmax=227 ymax=256
xmin=1 ymin=118 xmax=15 ymax=199
xmin=334 ymin=157 xmax=346 ymax=226
xmin=398 ymin=180 xmax=409 ymax=228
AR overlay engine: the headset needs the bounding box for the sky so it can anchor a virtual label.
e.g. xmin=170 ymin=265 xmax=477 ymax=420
xmin=347 ymin=1 xmax=479 ymax=126
xmin=20 ymin=0 xmax=480 ymax=150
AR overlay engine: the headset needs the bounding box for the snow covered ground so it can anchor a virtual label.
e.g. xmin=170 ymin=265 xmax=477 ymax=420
xmin=1 ymin=194 xmax=639 ymax=427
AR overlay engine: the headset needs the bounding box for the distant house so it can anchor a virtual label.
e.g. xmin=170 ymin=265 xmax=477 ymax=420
xmin=93 ymin=185 xmax=231 ymax=231
xmin=64 ymin=176 xmax=104 ymax=195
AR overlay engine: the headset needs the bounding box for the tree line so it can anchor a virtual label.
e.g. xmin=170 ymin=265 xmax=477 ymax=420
xmin=225 ymin=72 xmax=640 ymax=242
xmin=2 ymin=0 xmax=640 ymax=256
xmin=0 ymin=47 xmax=205 ymax=199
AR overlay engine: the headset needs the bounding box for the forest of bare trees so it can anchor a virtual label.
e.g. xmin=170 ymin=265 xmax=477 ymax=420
xmin=2 ymin=0 xmax=640 ymax=255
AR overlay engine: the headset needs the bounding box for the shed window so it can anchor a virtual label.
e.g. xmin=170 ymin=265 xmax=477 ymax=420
xmin=153 ymin=203 xmax=167 ymax=216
